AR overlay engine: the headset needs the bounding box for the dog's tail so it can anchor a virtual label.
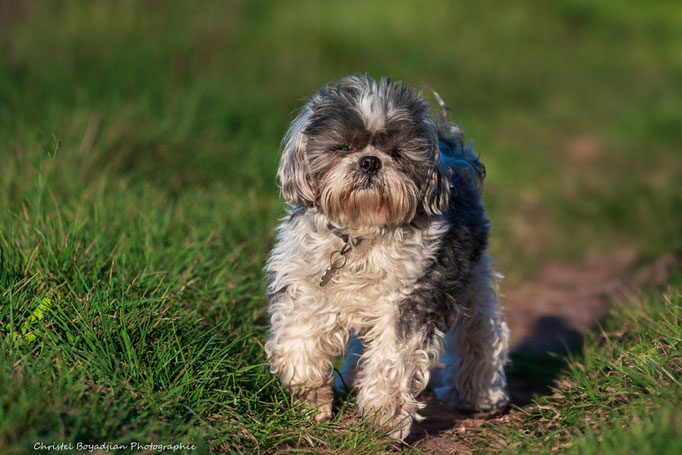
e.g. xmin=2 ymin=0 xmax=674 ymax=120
xmin=421 ymin=87 xmax=486 ymax=187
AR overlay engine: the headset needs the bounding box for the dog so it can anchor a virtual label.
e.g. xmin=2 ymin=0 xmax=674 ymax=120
xmin=264 ymin=75 xmax=509 ymax=439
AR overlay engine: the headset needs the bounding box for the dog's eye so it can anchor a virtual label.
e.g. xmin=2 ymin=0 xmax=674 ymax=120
xmin=335 ymin=145 xmax=351 ymax=153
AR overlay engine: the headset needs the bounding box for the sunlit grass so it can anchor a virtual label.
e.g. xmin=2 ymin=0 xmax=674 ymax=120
xmin=0 ymin=0 xmax=680 ymax=452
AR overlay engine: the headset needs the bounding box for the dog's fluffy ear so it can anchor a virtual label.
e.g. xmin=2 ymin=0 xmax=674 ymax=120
xmin=277 ymin=107 xmax=316 ymax=206
xmin=421 ymin=152 xmax=451 ymax=216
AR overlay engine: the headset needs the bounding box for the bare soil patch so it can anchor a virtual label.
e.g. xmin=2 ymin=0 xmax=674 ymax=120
xmin=407 ymin=250 xmax=674 ymax=453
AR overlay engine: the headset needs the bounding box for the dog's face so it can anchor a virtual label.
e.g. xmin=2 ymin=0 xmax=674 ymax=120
xmin=278 ymin=76 xmax=449 ymax=228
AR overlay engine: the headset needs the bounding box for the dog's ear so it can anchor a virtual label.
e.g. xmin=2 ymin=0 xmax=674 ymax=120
xmin=422 ymin=165 xmax=450 ymax=216
xmin=421 ymin=148 xmax=451 ymax=216
xmin=277 ymin=107 xmax=316 ymax=206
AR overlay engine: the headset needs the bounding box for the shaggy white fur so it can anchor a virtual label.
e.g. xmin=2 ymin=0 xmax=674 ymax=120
xmin=265 ymin=76 xmax=509 ymax=439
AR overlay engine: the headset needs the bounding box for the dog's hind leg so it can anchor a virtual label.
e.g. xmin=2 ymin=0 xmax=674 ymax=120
xmin=433 ymin=254 xmax=510 ymax=413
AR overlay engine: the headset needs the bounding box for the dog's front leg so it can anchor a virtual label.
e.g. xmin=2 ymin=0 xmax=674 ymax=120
xmin=354 ymin=324 xmax=441 ymax=440
xmin=265 ymin=293 xmax=346 ymax=422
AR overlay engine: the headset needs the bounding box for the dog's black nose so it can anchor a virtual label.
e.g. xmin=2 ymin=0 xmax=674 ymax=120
xmin=360 ymin=156 xmax=382 ymax=175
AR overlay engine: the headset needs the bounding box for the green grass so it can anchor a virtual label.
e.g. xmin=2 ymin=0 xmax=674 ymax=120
xmin=1 ymin=0 xmax=681 ymax=453
xmin=470 ymin=285 xmax=682 ymax=454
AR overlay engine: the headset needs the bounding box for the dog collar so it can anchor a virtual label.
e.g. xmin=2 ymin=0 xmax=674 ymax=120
xmin=320 ymin=224 xmax=363 ymax=287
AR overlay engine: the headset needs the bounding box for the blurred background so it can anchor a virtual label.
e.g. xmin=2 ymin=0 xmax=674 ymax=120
xmin=2 ymin=0 xmax=680 ymax=280
xmin=2 ymin=0 xmax=680 ymax=276
xmin=1 ymin=1 xmax=680 ymax=451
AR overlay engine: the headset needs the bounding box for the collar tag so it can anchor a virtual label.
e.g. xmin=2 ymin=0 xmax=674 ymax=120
xmin=320 ymin=224 xmax=364 ymax=287
xmin=320 ymin=241 xmax=353 ymax=287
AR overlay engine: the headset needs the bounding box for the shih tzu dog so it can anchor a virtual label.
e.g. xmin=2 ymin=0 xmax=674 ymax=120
xmin=264 ymin=75 xmax=509 ymax=439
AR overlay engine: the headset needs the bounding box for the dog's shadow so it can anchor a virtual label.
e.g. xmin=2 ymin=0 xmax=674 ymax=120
xmin=405 ymin=315 xmax=583 ymax=443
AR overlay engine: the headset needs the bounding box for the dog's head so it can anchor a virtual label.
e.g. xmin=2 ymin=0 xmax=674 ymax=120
xmin=277 ymin=75 xmax=450 ymax=228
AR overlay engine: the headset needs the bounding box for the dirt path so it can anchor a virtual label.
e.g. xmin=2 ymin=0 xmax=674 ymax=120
xmin=407 ymin=250 xmax=674 ymax=453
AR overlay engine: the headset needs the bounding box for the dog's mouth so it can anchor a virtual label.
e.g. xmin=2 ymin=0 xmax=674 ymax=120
xmin=319 ymin=168 xmax=417 ymax=228
xmin=355 ymin=173 xmax=381 ymax=190
xmin=345 ymin=182 xmax=382 ymax=203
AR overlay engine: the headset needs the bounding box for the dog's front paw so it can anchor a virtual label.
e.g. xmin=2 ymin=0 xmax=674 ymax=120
xmin=359 ymin=405 xmax=415 ymax=441
xmin=312 ymin=402 xmax=332 ymax=422
xmin=295 ymin=385 xmax=334 ymax=422
xmin=383 ymin=413 xmax=413 ymax=441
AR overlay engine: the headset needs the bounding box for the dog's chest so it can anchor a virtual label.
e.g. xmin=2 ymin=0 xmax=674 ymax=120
xmin=299 ymin=220 xmax=447 ymax=329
